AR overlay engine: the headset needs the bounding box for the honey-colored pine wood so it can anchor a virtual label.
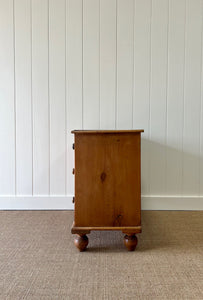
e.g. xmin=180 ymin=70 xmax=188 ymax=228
xmin=71 ymin=130 xmax=143 ymax=251
xmin=71 ymin=129 xmax=144 ymax=134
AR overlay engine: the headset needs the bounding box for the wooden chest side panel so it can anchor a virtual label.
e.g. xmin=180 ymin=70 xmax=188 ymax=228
xmin=74 ymin=133 xmax=141 ymax=227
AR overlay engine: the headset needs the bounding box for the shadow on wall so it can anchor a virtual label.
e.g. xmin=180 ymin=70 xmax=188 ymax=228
xmin=141 ymin=138 xmax=202 ymax=196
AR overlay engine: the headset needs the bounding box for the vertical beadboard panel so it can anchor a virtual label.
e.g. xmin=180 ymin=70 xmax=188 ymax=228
xmin=182 ymin=0 xmax=202 ymax=195
xmin=14 ymin=0 xmax=32 ymax=195
xmin=149 ymin=0 xmax=168 ymax=195
xmin=133 ymin=0 xmax=151 ymax=195
xmin=166 ymin=0 xmax=185 ymax=195
xmin=66 ymin=0 xmax=83 ymax=195
xmin=117 ymin=0 xmax=134 ymax=129
xmin=0 ymin=0 xmax=15 ymax=195
xmin=100 ymin=0 xmax=116 ymax=129
xmin=32 ymin=0 xmax=49 ymax=195
xmin=83 ymin=0 xmax=100 ymax=129
xmin=1 ymin=0 xmax=203 ymax=208
xmin=201 ymin=5 xmax=203 ymax=196
xmin=49 ymin=0 xmax=66 ymax=194
xmin=201 ymin=81 xmax=203 ymax=196
xmin=200 ymin=83 xmax=203 ymax=193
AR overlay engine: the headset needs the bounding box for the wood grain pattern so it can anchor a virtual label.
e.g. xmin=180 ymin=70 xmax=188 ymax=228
xmin=71 ymin=224 xmax=141 ymax=234
xmin=72 ymin=130 xmax=143 ymax=250
xmin=73 ymin=131 xmax=142 ymax=227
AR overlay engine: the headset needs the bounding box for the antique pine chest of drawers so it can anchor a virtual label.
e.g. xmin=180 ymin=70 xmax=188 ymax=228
xmin=71 ymin=130 xmax=144 ymax=251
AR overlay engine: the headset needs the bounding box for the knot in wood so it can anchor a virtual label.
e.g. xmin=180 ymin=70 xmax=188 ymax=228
xmin=100 ymin=172 xmax=106 ymax=182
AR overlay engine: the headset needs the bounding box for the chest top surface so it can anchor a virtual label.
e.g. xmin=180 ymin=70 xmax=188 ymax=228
xmin=71 ymin=129 xmax=144 ymax=134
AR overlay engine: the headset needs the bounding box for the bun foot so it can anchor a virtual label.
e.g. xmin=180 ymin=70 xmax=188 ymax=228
xmin=124 ymin=234 xmax=137 ymax=251
xmin=74 ymin=234 xmax=89 ymax=252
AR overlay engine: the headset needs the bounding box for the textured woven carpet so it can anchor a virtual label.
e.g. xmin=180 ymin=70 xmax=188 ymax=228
xmin=0 ymin=211 xmax=202 ymax=300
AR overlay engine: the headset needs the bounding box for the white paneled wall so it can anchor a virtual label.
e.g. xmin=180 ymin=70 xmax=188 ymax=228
xmin=0 ymin=0 xmax=203 ymax=210
xmin=32 ymin=0 xmax=49 ymax=195
xmin=0 ymin=0 xmax=15 ymax=195
xmin=15 ymin=0 xmax=32 ymax=195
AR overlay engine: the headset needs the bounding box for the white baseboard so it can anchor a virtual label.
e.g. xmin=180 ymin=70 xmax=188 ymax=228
xmin=0 ymin=195 xmax=202 ymax=210
xmin=0 ymin=196 xmax=74 ymax=210
xmin=141 ymin=196 xmax=203 ymax=210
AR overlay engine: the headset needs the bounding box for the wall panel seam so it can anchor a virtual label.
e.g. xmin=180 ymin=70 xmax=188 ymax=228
xmin=99 ymin=0 xmax=101 ymax=129
xmin=30 ymin=0 xmax=34 ymax=196
xmin=199 ymin=0 xmax=203 ymax=196
xmin=181 ymin=0 xmax=187 ymax=196
xmin=48 ymin=0 xmax=50 ymax=196
xmin=165 ymin=0 xmax=169 ymax=194
xmin=132 ymin=0 xmax=135 ymax=129
xmin=65 ymin=0 xmax=67 ymax=195
xmin=13 ymin=0 xmax=17 ymax=196
xmin=82 ymin=0 xmax=84 ymax=129
xmin=115 ymin=0 xmax=117 ymax=130
xmin=148 ymin=0 xmax=152 ymax=194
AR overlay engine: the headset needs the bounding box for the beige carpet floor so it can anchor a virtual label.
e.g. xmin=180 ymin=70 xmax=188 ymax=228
xmin=0 ymin=211 xmax=202 ymax=300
